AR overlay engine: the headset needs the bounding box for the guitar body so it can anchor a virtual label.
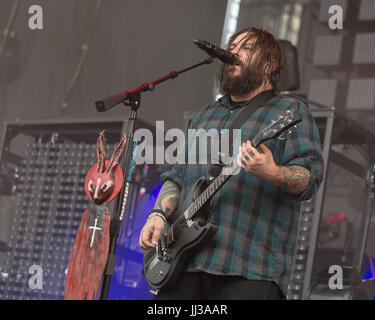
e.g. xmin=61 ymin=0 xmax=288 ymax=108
xmin=143 ymin=176 xmax=218 ymax=292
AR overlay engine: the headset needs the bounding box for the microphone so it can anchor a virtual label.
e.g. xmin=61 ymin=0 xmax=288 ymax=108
xmin=193 ymin=39 xmax=238 ymax=65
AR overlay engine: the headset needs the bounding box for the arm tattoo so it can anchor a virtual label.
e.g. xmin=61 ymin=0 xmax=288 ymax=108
xmin=275 ymin=165 xmax=310 ymax=195
xmin=154 ymin=180 xmax=181 ymax=215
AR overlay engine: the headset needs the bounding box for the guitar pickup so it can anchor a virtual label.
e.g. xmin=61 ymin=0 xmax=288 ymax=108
xmin=156 ymin=242 xmax=162 ymax=258
xmin=167 ymin=227 xmax=174 ymax=245
xmin=157 ymin=234 xmax=168 ymax=258
xmin=160 ymin=234 xmax=166 ymax=250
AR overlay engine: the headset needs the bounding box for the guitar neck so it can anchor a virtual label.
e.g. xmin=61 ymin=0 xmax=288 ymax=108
xmin=185 ymin=136 xmax=256 ymax=220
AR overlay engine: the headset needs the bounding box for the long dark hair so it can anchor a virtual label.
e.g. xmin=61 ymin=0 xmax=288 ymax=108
xmin=218 ymin=27 xmax=284 ymax=93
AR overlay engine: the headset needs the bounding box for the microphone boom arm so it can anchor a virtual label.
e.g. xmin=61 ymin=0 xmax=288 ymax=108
xmin=95 ymin=57 xmax=214 ymax=113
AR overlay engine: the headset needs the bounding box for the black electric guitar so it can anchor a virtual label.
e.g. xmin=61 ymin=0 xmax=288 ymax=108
xmin=143 ymin=105 xmax=302 ymax=294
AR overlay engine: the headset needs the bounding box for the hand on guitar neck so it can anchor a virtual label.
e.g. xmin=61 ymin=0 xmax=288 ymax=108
xmin=139 ymin=180 xmax=181 ymax=250
xmin=237 ymin=141 xmax=310 ymax=196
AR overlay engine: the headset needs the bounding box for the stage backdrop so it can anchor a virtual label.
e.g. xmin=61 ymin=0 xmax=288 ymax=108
xmin=0 ymin=0 xmax=227 ymax=131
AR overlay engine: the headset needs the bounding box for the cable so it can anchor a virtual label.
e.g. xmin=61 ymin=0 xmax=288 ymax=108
xmin=0 ymin=0 xmax=20 ymax=59
xmin=63 ymin=0 xmax=102 ymax=102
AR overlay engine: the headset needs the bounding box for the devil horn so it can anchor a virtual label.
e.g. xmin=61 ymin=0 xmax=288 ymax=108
xmin=96 ymin=130 xmax=106 ymax=173
xmin=106 ymin=132 xmax=127 ymax=173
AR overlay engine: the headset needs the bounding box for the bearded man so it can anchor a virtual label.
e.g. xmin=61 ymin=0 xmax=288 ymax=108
xmin=139 ymin=27 xmax=324 ymax=300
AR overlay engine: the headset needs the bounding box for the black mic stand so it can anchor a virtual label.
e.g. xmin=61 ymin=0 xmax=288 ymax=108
xmin=95 ymin=56 xmax=214 ymax=300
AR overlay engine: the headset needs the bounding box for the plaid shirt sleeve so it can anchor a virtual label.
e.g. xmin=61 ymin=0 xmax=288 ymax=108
xmin=160 ymin=159 xmax=186 ymax=190
xmin=279 ymin=100 xmax=324 ymax=202
xmin=159 ymin=145 xmax=187 ymax=190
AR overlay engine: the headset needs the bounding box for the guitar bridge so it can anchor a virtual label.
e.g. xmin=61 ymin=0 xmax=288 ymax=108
xmin=167 ymin=227 xmax=174 ymax=246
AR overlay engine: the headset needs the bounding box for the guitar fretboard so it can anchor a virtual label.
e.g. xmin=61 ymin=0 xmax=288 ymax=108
xmin=169 ymin=159 xmax=240 ymax=234
xmin=188 ymin=172 xmax=228 ymax=218
xmin=185 ymin=136 xmax=255 ymax=220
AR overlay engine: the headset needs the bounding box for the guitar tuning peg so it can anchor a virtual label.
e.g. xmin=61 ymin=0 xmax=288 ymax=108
xmin=293 ymin=125 xmax=298 ymax=129
xmin=278 ymin=134 xmax=285 ymax=140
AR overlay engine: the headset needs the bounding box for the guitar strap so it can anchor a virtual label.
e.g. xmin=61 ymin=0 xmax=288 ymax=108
xmin=207 ymin=90 xmax=277 ymax=179
xmin=226 ymin=89 xmax=277 ymax=150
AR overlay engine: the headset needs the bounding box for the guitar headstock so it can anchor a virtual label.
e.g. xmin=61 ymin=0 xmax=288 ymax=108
xmin=252 ymin=104 xmax=302 ymax=148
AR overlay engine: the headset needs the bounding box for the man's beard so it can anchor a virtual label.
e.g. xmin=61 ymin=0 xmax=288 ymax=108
xmin=219 ymin=64 xmax=264 ymax=97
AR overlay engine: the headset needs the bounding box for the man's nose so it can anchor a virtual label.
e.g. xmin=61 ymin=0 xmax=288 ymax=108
xmin=230 ymin=45 xmax=240 ymax=55
xmin=230 ymin=49 xmax=241 ymax=65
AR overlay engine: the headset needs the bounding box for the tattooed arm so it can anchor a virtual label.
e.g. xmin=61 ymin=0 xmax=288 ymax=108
xmin=271 ymin=165 xmax=310 ymax=195
xmin=153 ymin=180 xmax=181 ymax=215
xmin=238 ymin=141 xmax=310 ymax=196
xmin=139 ymin=180 xmax=181 ymax=249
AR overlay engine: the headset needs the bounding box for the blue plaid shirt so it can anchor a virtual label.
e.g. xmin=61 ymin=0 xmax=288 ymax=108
xmin=160 ymin=94 xmax=324 ymax=296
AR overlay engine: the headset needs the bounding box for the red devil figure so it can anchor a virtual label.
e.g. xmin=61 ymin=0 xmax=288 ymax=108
xmin=64 ymin=130 xmax=127 ymax=300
